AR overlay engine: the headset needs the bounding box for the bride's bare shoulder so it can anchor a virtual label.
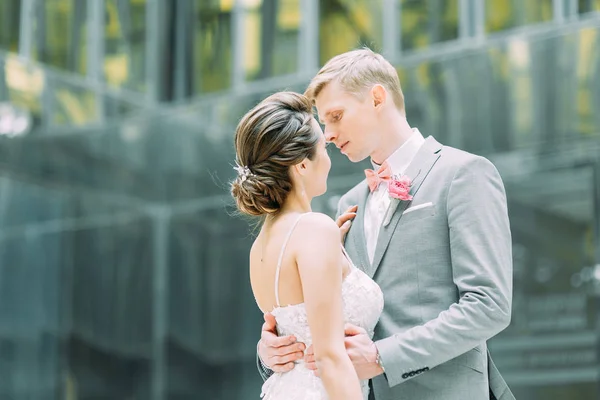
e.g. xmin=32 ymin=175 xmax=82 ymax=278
xmin=296 ymin=212 xmax=338 ymax=236
xmin=289 ymin=212 xmax=339 ymax=255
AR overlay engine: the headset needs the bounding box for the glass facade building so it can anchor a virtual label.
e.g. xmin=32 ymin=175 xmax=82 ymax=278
xmin=1 ymin=1 xmax=600 ymax=399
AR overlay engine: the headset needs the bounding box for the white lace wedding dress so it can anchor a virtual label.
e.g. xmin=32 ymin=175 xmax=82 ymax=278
xmin=260 ymin=214 xmax=385 ymax=400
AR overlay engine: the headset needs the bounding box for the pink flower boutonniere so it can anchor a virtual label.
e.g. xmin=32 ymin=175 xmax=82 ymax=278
xmin=388 ymin=175 xmax=413 ymax=201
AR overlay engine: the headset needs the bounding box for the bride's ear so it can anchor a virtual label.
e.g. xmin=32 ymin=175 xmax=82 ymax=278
xmin=293 ymin=158 xmax=310 ymax=177
xmin=291 ymin=159 xmax=310 ymax=200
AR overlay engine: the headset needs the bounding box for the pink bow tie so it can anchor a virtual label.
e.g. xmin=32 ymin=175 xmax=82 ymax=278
xmin=365 ymin=161 xmax=392 ymax=192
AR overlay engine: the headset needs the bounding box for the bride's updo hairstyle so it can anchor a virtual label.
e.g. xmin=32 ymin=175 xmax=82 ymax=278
xmin=231 ymin=92 xmax=320 ymax=216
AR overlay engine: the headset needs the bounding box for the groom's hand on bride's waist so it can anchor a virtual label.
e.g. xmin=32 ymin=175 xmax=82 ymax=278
xmin=304 ymin=323 xmax=384 ymax=380
xmin=259 ymin=312 xmax=306 ymax=373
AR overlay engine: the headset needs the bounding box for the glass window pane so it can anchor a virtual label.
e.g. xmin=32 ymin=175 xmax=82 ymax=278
xmin=244 ymin=0 xmax=300 ymax=81
xmin=579 ymin=0 xmax=600 ymax=13
xmin=496 ymin=163 xmax=598 ymax=400
xmin=319 ymin=0 xmax=383 ymax=65
xmin=0 ymin=0 xmax=21 ymax=52
xmin=401 ymin=0 xmax=459 ymax=52
xmin=31 ymin=0 xmax=87 ymax=75
xmin=40 ymin=1 xmax=71 ymax=70
xmin=193 ymin=0 xmax=232 ymax=94
xmin=103 ymin=0 xmax=148 ymax=91
xmin=486 ymin=0 xmax=553 ymax=33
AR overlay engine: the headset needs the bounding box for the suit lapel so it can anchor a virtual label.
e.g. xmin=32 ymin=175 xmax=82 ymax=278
xmin=369 ymin=137 xmax=443 ymax=277
xmin=349 ymin=182 xmax=371 ymax=272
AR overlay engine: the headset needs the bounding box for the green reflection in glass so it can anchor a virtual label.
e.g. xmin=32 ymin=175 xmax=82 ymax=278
xmin=39 ymin=1 xmax=75 ymax=71
xmin=103 ymin=0 xmax=148 ymax=91
xmin=50 ymin=85 xmax=101 ymax=126
xmin=194 ymin=0 xmax=233 ymax=93
xmin=319 ymin=0 xmax=383 ymax=65
xmin=574 ymin=28 xmax=599 ymax=136
xmin=400 ymin=0 xmax=459 ymax=52
xmin=486 ymin=0 xmax=553 ymax=33
xmin=578 ymin=0 xmax=600 ymax=13
xmin=0 ymin=0 xmax=21 ymax=53
xmin=244 ymin=0 xmax=300 ymax=81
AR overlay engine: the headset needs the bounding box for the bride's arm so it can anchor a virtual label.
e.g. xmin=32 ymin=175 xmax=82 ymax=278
xmin=295 ymin=213 xmax=363 ymax=400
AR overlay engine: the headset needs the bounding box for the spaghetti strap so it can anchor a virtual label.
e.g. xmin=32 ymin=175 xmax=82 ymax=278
xmin=341 ymin=245 xmax=356 ymax=269
xmin=274 ymin=213 xmax=307 ymax=307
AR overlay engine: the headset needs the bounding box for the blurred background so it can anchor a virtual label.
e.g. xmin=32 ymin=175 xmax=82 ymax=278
xmin=0 ymin=0 xmax=599 ymax=399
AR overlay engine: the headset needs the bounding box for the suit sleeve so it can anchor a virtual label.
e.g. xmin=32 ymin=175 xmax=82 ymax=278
xmin=375 ymin=156 xmax=513 ymax=387
xmin=335 ymin=194 xmax=348 ymax=220
xmin=256 ymin=341 xmax=274 ymax=381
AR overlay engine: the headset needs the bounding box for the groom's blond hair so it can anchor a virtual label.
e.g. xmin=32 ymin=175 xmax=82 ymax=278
xmin=304 ymin=47 xmax=406 ymax=115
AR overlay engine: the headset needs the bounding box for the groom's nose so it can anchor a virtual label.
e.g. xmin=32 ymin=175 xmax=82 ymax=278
xmin=324 ymin=126 xmax=337 ymax=143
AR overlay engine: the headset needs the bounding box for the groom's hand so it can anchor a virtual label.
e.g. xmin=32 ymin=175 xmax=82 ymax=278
xmin=343 ymin=323 xmax=384 ymax=380
xmin=336 ymin=205 xmax=358 ymax=242
xmin=259 ymin=312 xmax=306 ymax=373
xmin=304 ymin=323 xmax=384 ymax=380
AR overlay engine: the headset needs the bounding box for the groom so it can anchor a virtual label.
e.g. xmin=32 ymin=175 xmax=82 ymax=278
xmin=257 ymin=48 xmax=515 ymax=400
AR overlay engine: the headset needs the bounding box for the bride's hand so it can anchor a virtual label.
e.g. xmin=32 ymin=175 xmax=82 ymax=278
xmin=336 ymin=205 xmax=358 ymax=242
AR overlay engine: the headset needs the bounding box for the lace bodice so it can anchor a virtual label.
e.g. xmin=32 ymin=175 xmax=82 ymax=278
xmin=260 ymin=214 xmax=384 ymax=400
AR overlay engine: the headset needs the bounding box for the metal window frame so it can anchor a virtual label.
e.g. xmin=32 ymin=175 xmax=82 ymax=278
xmin=18 ymin=0 xmax=34 ymax=60
xmin=232 ymin=0 xmax=245 ymax=91
xmin=299 ymin=0 xmax=319 ymax=73
xmin=383 ymin=0 xmax=399 ymax=58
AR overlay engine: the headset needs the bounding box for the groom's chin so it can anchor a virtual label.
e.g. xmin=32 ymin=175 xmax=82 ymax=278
xmin=344 ymin=153 xmax=368 ymax=163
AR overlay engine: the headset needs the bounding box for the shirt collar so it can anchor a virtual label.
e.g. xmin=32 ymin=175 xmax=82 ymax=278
xmin=371 ymin=128 xmax=425 ymax=175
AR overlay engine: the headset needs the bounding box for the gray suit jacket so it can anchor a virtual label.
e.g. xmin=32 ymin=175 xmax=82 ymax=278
xmin=257 ymin=136 xmax=515 ymax=400
xmin=338 ymin=136 xmax=515 ymax=400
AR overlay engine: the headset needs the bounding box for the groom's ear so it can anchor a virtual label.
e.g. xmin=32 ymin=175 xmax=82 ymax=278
xmin=371 ymin=84 xmax=386 ymax=109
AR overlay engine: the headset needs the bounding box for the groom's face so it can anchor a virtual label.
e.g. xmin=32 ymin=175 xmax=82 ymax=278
xmin=315 ymin=80 xmax=379 ymax=163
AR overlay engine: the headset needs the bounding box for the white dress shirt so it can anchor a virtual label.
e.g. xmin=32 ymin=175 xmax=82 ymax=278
xmin=365 ymin=128 xmax=426 ymax=264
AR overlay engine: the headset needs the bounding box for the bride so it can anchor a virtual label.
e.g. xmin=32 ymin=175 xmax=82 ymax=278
xmin=230 ymin=91 xmax=384 ymax=400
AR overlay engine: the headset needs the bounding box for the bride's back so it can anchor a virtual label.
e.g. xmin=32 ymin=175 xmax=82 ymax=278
xmin=250 ymin=212 xmax=384 ymax=400
xmin=249 ymin=214 xmax=304 ymax=313
xmin=249 ymin=212 xmax=352 ymax=313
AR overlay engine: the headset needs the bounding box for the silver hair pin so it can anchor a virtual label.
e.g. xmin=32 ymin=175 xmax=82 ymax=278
xmin=234 ymin=164 xmax=254 ymax=182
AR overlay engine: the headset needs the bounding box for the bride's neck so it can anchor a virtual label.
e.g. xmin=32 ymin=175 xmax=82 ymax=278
xmin=278 ymin=191 xmax=312 ymax=216
xmin=262 ymin=194 xmax=312 ymax=231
